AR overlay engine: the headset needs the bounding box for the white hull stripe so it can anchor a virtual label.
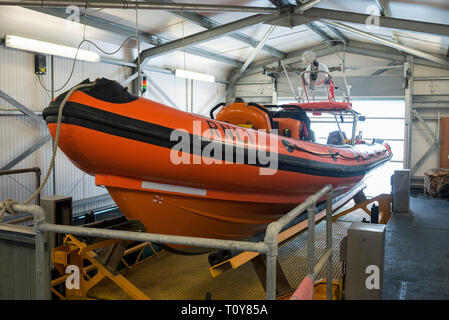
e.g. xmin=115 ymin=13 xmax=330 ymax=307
xmin=141 ymin=181 xmax=207 ymax=196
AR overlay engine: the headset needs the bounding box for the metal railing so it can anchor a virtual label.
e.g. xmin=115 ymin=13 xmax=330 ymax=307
xmin=306 ymin=191 xmax=333 ymax=299
xmin=0 ymin=184 xmax=333 ymax=300
xmin=265 ymin=185 xmax=333 ymax=300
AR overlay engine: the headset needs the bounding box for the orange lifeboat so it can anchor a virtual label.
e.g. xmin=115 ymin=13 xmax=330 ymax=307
xmin=42 ymin=78 xmax=392 ymax=254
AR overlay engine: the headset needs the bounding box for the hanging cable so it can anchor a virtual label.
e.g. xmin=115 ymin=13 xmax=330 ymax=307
xmin=37 ymin=36 xmax=139 ymax=94
xmin=3 ymin=19 xmax=141 ymax=215
xmin=280 ymin=59 xmax=299 ymax=102
xmin=135 ymin=4 xmax=142 ymax=96
xmin=181 ymin=10 xmax=188 ymax=112
xmin=38 ymin=75 xmax=52 ymax=100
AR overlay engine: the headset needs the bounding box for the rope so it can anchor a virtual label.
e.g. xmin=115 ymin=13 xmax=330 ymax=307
xmin=0 ymin=82 xmax=95 ymax=218
xmin=0 ymin=198 xmax=18 ymax=221
xmin=0 ymin=107 xmax=18 ymax=111
xmin=22 ymin=82 xmax=95 ymax=206
xmin=282 ymin=139 xmax=388 ymax=162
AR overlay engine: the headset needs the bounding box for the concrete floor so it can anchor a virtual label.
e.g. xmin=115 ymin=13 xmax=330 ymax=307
xmin=383 ymin=193 xmax=449 ymax=299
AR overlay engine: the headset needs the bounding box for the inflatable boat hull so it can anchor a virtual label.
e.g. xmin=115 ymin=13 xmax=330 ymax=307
xmin=43 ymin=80 xmax=392 ymax=253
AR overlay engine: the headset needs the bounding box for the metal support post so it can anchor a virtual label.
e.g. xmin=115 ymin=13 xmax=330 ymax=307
xmin=326 ymin=191 xmax=333 ymax=300
xmin=306 ymin=205 xmax=316 ymax=278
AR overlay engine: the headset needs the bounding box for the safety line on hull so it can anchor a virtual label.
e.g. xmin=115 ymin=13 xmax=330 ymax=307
xmin=281 ymin=139 xmax=389 ymax=161
xmin=141 ymin=181 xmax=207 ymax=196
xmin=43 ymin=103 xmax=393 ymax=178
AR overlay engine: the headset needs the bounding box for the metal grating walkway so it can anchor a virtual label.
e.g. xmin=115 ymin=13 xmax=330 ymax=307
xmin=87 ymin=218 xmax=364 ymax=300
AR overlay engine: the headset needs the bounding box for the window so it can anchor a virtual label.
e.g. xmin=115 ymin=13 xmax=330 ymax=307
xmin=277 ymin=98 xmax=405 ymax=197
xmin=351 ymin=99 xmax=405 ymax=196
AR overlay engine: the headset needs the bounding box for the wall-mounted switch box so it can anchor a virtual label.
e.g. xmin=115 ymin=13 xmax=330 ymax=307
xmin=35 ymin=54 xmax=46 ymax=75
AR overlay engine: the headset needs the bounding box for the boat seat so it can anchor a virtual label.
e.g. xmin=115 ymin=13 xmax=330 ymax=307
xmin=274 ymin=118 xmax=312 ymax=141
xmin=327 ymin=130 xmax=348 ymax=145
xmin=216 ymin=102 xmax=272 ymax=132
xmin=274 ymin=118 xmax=301 ymax=140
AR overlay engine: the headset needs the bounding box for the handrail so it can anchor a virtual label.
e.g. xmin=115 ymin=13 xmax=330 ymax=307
xmin=264 ymin=184 xmax=333 ymax=300
xmin=289 ymin=191 xmax=334 ymax=300
xmin=0 ymin=184 xmax=334 ymax=300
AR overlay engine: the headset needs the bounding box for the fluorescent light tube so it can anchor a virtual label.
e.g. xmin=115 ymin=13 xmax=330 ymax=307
xmin=175 ymin=69 xmax=215 ymax=83
xmin=5 ymin=35 xmax=101 ymax=63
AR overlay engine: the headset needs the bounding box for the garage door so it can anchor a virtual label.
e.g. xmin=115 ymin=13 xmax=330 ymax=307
xmin=279 ymin=98 xmax=405 ymax=197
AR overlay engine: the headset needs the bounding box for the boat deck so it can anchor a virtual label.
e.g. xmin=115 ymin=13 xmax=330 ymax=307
xmin=87 ymin=208 xmax=369 ymax=300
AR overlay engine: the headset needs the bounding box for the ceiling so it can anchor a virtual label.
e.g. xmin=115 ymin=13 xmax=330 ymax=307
xmin=0 ymin=0 xmax=448 ymax=79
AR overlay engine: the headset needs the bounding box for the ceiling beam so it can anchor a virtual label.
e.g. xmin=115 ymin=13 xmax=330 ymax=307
xmin=160 ymin=0 xmax=286 ymax=59
xmin=344 ymin=41 xmax=449 ymax=69
xmin=374 ymin=0 xmax=399 ymax=44
xmin=139 ymin=12 xmax=287 ymax=64
xmin=271 ymin=1 xmax=344 ymax=45
xmin=2 ymin=1 xmax=280 ymax=13
xmin=323 ymin=20 xmax=449 ymax=68
xmin=198 ymin=25 xmax=277 ymax=113
xmin=240 ymin=44 xmax=343 ymax=77
xmin=305 ymin=22 xmax=334 ymax=42
xmin=139 ymin=0 xmax=322 ymax=64
xmin=241 ymin=39 xmax=449 ymax=79
xmin=326 ymin=25 xmax=348 ymax=44
xmin=28 ymin=7 xmax=244 ymax=67
xmin=370 ymin=61 xmax=401 ymax=76
xmin=229 ymin=25 xmax=277 ymax=83
xmin=264 ymin=63 xmax=401 ymax=74
xmin=268 ymin=7 xmax=449 ymax=38
xmin=344 ymin=41 xmax=405 ymax=61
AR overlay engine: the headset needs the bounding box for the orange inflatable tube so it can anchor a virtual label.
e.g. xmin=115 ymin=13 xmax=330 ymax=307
xmin=42 ymin=79 xmax=392 ymax=254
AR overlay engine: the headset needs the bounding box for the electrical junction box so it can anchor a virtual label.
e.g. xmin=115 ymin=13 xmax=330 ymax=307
xmin=40 ymin=195 xmax=72 ymax=250
xmin=392 ymin=169 xmax=410 ymax=213
xmin=34 ymin=54 xmax=46 ymax=75
xmin=344 ymin=222 xmax=386 ymax=300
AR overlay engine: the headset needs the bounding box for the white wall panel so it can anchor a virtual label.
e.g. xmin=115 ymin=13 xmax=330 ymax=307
xmin=414 ymin=65 xmax=449 ymax=78
xmin=142 ymin=69 xmax=226 ymax=115
xmin=410 ymin=64 xmax=449 ymax=178
xmin=410 ymin=121 xmax=440 ymax=176
xmin=232 ymin=52 xmax=405 ymax=102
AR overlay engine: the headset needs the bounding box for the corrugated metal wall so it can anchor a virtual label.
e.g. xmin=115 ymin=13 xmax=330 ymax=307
xmin=0 ymin=45 xmax=131 ymax=215
xmin=410 ymin=64 xmax=449 ymax=178
xmin=0 ymin=45 xmax=226 ymax=216
xmin=142 ymin=69 xmax=226 ymax=115
xmin=0 ymin=225 xmax=37 ymax=299
xmin=230 ymin=52 xmax=406 ymax=104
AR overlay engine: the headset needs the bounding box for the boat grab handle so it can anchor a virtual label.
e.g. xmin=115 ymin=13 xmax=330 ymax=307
xmin=209 ymin=102 xmax=226 ymax=119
